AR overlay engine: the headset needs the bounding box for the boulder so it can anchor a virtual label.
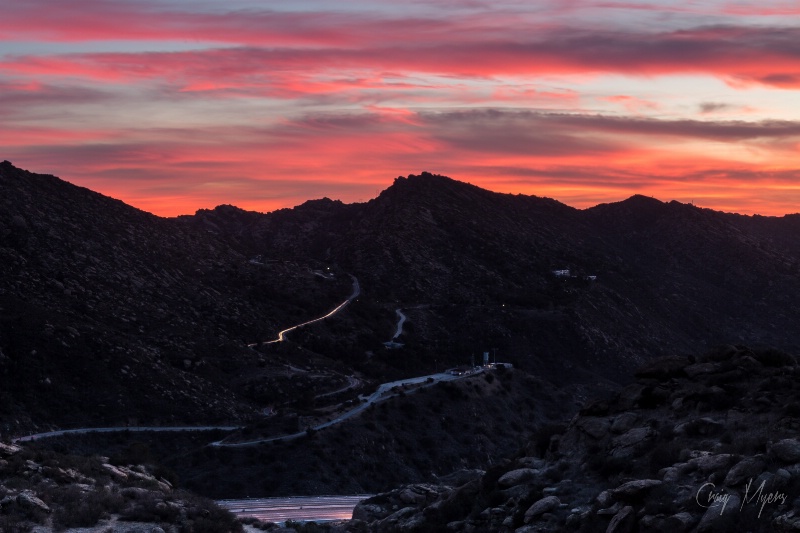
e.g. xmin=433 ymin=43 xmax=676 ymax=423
xmin=101 ymin=462 xmax=129 ymax=481
xmin=689 ymin=453 xmax=733 ymax=474
xmin=0 ymin=495 xmax=15 ymax=508
xmin=773 ymin=512 xmax=800 ymax=531
xmin=612 ymin=427 xmax=652 ymax=448
xmin=661 ymin=511 xmax=697 ymax=532
xmin=352 ymin=503 xmax=387 ymax=522
xmin=377 ymin=506 xmax=421 ymax=530
xmin=524 ymin=495 xmax=560 ymax=523
xmin=516 ymin=457 xmax=546 ymax=469
xmin=771 ymin=439 xmax=800 ymax=463
xmin=725 ymin=456 xmax=766 ymax=486
xmin=617 ymin=384 xmax=648 ymax=409
xmin=502 ymin=483 xmax=535 ymax=501
xmin=606 ymin=505 xmax=635 ymax=533
xmin=611 ymin=479 xmax=662 ymax=501
xmin=577 ymin=417 xmax=611 ymax=439
xmin=597 ymin=502 xmax=622 ymax=516
xmin=399 ymin=487 xmax=427 ymax=505
xmin=696 ymin=492 xmax=741 ymax=532
xmin=120 ymin=487 xmax=153 ymax=499
xmin=611 ymin=413 xmax=639 ymax=434
xmin=0 ymin=442 xmax=22 ymax=457
xmin=17 ymin=491 xmax=51 ymax=513
xmin=661 ymin=466 xmax=681 ymax=483
xmin=498 ymin=468 xmax=540 ymax=488
xmin=684 ymin=363 xmax=719 ymax=378
xmin=776 ymin=469 xmax=792 ymax=486
xmin=674 ymin=418 xmax=725 ymax=436
xmin=438 ymin=469 xmax=484 ymax=487
xmin=596 ymin=490 xmax=613 ymax=507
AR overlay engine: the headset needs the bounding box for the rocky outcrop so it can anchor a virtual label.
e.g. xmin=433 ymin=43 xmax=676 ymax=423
xmin=0 ymin=441 xmax=238 ymax=532
xmin=352 ymin=345 xmax=800 ymax=532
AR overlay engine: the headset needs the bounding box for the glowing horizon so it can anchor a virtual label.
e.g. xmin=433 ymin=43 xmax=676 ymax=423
xmin=2 ymin=0 xmax=799 ymax=216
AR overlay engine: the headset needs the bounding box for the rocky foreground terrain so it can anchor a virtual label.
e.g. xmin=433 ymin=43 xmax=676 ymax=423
xmin=12 ymin=344 xmax=797 ymax=532
xmin=0 ymin=440 xmax=239 ymax=533
xmin=344 ymin=345 xmax=800 ymax=532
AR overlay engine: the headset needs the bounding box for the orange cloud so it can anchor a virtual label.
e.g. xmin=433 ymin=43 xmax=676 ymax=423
xmin=5 ymin=109 xmax=799 ymax=217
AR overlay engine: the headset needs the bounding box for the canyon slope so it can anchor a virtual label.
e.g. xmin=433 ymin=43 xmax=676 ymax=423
xmin=2 ymin=163 xmax=800 ymax=435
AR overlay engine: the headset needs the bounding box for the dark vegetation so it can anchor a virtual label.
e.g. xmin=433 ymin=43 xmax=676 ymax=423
xmin=39 ymin=369 xmax=572 ymax=499
xmin=3 ymin=164 xmax=800 ymax=434
xmin=0 ymin=443 xmax=240 ymax=532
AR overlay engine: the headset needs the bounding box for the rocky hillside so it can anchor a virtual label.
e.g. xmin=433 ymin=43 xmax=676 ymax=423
xmin=0 ymin=440 xmax=239 ymax=533
xmin=4 ymin=161 xmax=800 ymax=518
xmin=37 ymin=366 xmax=588 ymax=500
xmin=187 ymin=172 xmax=800 ymax=385
xmin=349 ymin=345 xmax=800 ymax=532
xmin=0 ymin=161 xmax=356 ymax=434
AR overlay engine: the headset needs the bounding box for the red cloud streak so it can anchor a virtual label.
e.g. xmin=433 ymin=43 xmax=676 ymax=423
xmin=5 ymin=109 xmax=800 ymax=217
xmin=2 ymin=24 xmax=799 ymax=88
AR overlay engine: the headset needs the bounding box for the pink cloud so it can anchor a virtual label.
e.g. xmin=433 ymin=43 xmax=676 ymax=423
xmin=600 ymin=95 xmax=660 ymax=113
xmin=3 ymin=23 xmax=799 ymax=91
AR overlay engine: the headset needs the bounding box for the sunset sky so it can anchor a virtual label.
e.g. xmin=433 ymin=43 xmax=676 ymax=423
xmin=2 ymin=0 xmax=800 ymax=216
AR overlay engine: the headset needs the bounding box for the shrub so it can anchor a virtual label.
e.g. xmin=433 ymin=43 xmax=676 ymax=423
xmin=648 ymin=440 xmax=683 ymax=475
xmin=585 ymin=454 xmax=630 ymax=480
xmin=51 ymin=486 xmax=125 ymax=530
xmin=531 ymin=423 xmax=565 ymax=457
xmin=784 ymin=402 xmax=800 ymax=417
xmin=752 ymin=348 xmax=796 ymax=367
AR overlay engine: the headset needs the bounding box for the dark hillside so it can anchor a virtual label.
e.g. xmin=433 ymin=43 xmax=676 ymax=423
xmin=194 ymin=172 xmax=800 ymax=384
xmin=584 ymin=197 xmax=800 ymax=351
xmin=0 ymin=162 xmax=354 ymax=433
xmin=3 ymin=162 xmax=800 ymax=508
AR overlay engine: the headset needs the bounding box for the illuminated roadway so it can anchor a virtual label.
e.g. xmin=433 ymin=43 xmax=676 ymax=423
xmin=216 ymin=495 xmax=371 ymax=524
xmin=12 ymin=426 xmax=240 ymax=443
xmin=392 ymin=308 xmax=407 ymax=339
xmin=248 ymin=275 xmax=360 ymax=346
xmin=210 ymin=369 xmax=481 ymax=447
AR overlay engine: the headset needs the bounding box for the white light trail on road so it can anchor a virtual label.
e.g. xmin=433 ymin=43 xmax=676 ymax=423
xmin=248 ymin=275 xmax=360 ymax=346
xmin=217 ymin=495 xmax=371 ymax=524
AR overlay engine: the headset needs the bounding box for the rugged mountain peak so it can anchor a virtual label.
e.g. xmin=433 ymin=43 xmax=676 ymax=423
xmin=624 ymin=193 xmax=665 ymax=205
xmin=588 ymin=193 xmax=669 ymax=216
xmin=293 ymin=196 xmax=348 ymax=214
xmin=376 ymin=172 xmax=485 ymax=204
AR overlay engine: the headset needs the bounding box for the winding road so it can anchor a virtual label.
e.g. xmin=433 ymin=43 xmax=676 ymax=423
xmin=210 ymin=369 xmax=481 ymax=447
xmin=216 ymin=495 xmax=371 ymax=524
xmin=248 ymin=275 xmax=360 ymax=347
xmin=12 ymin=426 xmax=240 ymax=444
xmin=392 ymin=308 xmax=407 ymax=340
